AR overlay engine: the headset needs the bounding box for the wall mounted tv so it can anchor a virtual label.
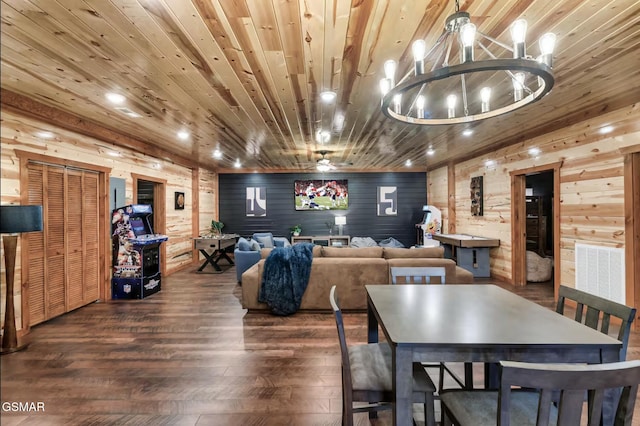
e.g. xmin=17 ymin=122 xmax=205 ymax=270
xmin=294 ymin=179 xmax=348 ymax=210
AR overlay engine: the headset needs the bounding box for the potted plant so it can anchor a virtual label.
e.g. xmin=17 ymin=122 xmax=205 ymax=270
xmin=210 ymin=220 xmax=224 ymax=236
xmin=291 ymin=224 xmax=302 ymax=236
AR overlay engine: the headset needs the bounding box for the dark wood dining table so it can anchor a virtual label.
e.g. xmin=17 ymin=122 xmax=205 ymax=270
xmin=365 ymin=284 xmax=622 ymax=426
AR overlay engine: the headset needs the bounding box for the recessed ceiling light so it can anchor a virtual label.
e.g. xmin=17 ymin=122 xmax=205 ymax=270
xmin=106 ymin=92 xmax=126 ymax=104
xmin=528 ymin=147 xmax=541 ymax=156
xmin=426 ymin=147 xmax=435 ymax=156
xmin=177 ymin=130 xmax=190 ymax=140
xmin=405 ymin=159 xmax=413 ymax=167
xmin=234 ymin=159 xmax=242 ymax=168
xmin=462 ymin=129 xmax=473 ymax=136
xmin=599 ymin=125 xmax=614 ymax=134
xmin=485 ymin=160 xmax=496 ymax=168
xmin=213 ymin=149 xmax=223 ymax=159
xmin=35 ymin=131 xmax=55 ymax=139
xmin=320 ymin=91 xmax=336 ymax=102
xmin=333 ymin=113 xmax=345 ymax=131
xmin=108 ymin=151 xmax=122 ymax=157
xmin=316 ymin=130 xmax=331 ymax=144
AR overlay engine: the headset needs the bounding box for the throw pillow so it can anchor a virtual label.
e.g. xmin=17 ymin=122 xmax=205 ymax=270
xmin=249 ymin=239 xmax=261 ymax=251
xmin=255 ymin=235 xmax=274 ymax=248
xmin=237 ymin=237 xmax=251 ymax=251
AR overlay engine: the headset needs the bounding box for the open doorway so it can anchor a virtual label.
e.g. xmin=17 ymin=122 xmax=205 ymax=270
xmin=525 ymin=172 xmax=554 ymax=287
xmin=510 ymin=162 xmax=561 ymax=291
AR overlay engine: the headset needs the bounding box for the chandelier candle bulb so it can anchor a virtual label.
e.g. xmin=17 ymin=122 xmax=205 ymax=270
xmin=511 ymin=19 xmax=528 ymax=58
xmin=379 ymin=78 xmax=391 ymax=96
xmin=412 ymin=40 xmax=426 ymax=75
xmin=460 ymin=23 xmax=476 ymax=62
xmin=384 ymin=60 xmax=397 ymax=85
xmin=416 ymin=95 xmax=426 ymax=118
xmin=393 ymin=94 xmax=402 ymax=114
xmin=539 ymin=33 xmax=556 ymax=67
xmin=480 ymin=87 xmax=491 ymax=113
xmin=447 ymin=94 xmax=457 ymax=118
xmin=513 ymin=72 xmax=525 ymax=102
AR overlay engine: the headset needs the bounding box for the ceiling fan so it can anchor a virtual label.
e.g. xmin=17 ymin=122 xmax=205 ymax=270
xmin=307 ymin=150 xmax=353 ymax=172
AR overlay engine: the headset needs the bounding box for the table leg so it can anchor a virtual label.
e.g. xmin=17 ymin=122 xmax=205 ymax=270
xmin=367 ymin=298 xmax=378 ymax=344
xmin=392 ymin=346 xmax=413 ymax=426
xmin=197 ymin=249 xmax=222 ymax=272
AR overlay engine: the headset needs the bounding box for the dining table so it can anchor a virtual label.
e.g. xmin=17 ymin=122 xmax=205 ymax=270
xmin=365 ymin=284 xmax=623 ymax=426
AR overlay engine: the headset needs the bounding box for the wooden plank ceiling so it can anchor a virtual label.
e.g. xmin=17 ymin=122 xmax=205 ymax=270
xmin=1 ymin=0 xmax=639 ymax=172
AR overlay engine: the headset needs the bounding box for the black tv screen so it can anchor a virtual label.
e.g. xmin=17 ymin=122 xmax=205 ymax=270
xmin=294 ymin=179 xmax=348 ymax=210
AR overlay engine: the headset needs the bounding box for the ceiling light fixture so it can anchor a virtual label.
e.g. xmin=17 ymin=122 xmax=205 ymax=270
xmin=106 ymin=92 xmax=126 ymax=104
xmin=177 ymin=130 xmax=190 ymax=140
xmin=316 ymin=129 xmax=331 ymax=144
xmin=320 ymin=91 xmax=336 ymax=102
xmin=599 ymin=125 xmax=614 ymax=134
xmin=213 ymin=149 xmax=223 ymax=159
xmin=462 ymin=129 xmax=474 ymax=136
xmin=234 ymin=159 xmax=242 ymax=168
xmin=528 ymin=147 xmax=541 ymax=156
xmin=405 ymin=159 xmax=413 ymax=167
xmin=34 ymin=131 xmax=55 ymax=139
xmin=426 ymin=146 xmax=435 ymax=156
xmin=380 ymin=0 xmax=556 ymax=125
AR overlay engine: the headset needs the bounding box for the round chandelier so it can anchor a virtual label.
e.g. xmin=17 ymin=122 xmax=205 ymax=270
xmin=380 ymin=0 xmax=556 ymax=125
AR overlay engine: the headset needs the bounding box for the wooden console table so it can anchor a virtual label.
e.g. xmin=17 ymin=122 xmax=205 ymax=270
xmin=431 ymin=233 xmax=499 ymax=278
xmin=194 ymin=234 xmax=239 ymax=273
xmin=291 ymin=235 xmax=350 ymax=247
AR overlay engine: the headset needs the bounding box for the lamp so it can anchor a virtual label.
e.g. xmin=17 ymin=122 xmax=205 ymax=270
xmin=380 ymin=0 xmax=555 ymax=125
xmin=334 ymin=216 xmax=346 ymax=235
xmin=1 ymin=205 xmax=43 ymax=354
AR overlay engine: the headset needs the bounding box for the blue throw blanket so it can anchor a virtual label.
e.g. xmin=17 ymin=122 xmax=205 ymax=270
xmin=258 ymin=243 xmax=314 ymax=315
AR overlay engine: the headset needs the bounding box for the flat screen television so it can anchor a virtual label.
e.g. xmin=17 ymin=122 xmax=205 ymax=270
xmin=294 ymin=179 xmax=348 ymax=211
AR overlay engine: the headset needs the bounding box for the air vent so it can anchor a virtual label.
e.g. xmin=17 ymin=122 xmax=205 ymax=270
xmin=114 ymin=107 xmax=142 ymax=118
xmin=575 ymin=243 xmax=625 ymax=304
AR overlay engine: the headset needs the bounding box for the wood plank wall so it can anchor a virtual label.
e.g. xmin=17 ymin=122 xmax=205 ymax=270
xmin=218 ymin=173 xmax=427 ymax=246
xmin=428 ymin=104 xmax=640 ymax=292
xmin=0 ymin=109 xmax=217 ymax=330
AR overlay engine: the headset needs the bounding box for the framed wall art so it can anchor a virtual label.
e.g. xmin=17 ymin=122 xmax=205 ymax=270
xmin=470 ymin=176 xmax=483 ymax=216
xmin=174 ymin=192 xmax=185 ymax=210
xmin=377 ymin=186 xmax=397 ymax=216
xmin=246 ymin=186 xmax=267 ymax=217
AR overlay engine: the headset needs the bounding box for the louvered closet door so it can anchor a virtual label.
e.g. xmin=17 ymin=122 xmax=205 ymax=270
xmin=26 ymin=162 xmax=101 ymax=325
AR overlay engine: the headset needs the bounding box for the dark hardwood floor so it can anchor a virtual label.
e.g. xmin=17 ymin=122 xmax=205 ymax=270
xmin=1 ymin=266 xmax=638 ymax=425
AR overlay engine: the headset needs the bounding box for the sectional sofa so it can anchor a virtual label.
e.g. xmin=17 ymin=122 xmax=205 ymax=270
xmin=241 ymin=245 xmax=474 ymax=311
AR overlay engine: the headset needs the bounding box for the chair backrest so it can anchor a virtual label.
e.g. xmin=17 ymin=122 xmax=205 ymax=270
xmin=556 ymin=285 xmax=636 ymax=360
xmin=330 ymin=285 xmax=355 ymax=407
xmin=498 ymin=360 xmax=640 ymax=426
xmin=390 ymin=266 xmax=446 ymax=284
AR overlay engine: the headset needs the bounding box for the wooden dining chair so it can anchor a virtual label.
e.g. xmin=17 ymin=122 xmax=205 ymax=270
xmin=440 ymin=359 xmax=640 ymax=426
xmin=329 ymin=285 xmax=437 ymax=426
xmin=556 ymin=285 xmax=636 ymax=361
xmin=390 ymin=266 xmax=468 ymax=392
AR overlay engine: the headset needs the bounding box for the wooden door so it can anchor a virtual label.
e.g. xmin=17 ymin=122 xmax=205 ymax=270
xmin=26 ymin=162 xmax=100 ymax=325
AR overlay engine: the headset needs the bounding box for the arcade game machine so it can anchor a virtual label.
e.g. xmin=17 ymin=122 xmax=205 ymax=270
xmin=111 ymin=204 xmax=168 ymax=299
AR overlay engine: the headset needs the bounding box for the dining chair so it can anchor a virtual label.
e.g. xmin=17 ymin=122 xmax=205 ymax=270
xmin=389 ymin=266 xmax=469 ymax=392
xmin=390 ymin=266 xmax=446 ymax=284
xmin=329 ymin=285 xmax=437 ymax=426
xmin=440 ymin=359 xmax=640 ymax=426
xmin=556 ymin=285 xmax=636 ymax=361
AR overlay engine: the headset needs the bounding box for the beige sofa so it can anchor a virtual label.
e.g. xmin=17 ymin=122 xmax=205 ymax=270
xmin=241 ymin=245 xmax=474 ymax=311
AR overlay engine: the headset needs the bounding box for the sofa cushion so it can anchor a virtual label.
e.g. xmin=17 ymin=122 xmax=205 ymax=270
xmin=350 ymin=236 xmax=379 ymax=248
xmin=322 ymin=246 xmax=383 ymax=258
xmin=383 ymin=247 xmax=444 ymax=259
xmin=237 ymin=237 xmax=252 ymax=251
xmin=253 ymin=232 xmax=275 ymax=248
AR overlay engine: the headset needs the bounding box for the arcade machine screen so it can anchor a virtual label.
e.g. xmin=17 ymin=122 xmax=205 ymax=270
xmin=129 ymin=218 xmax=147 ymax=236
